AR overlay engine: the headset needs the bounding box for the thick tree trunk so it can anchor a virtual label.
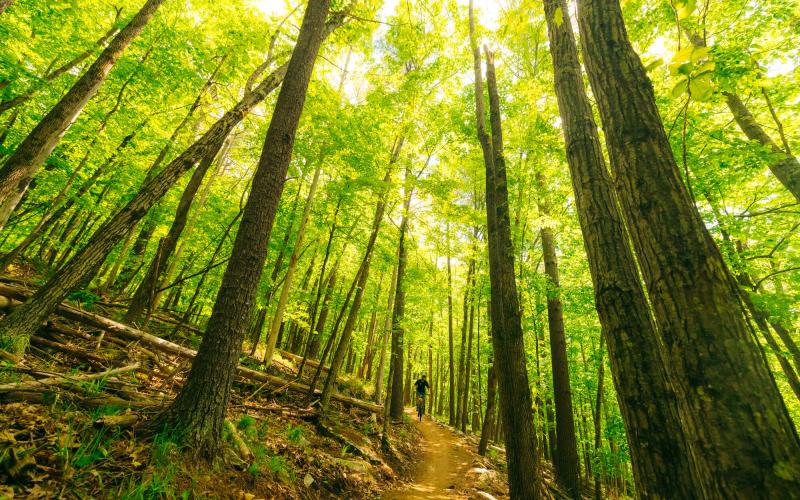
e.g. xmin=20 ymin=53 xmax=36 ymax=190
xmin=471 ymin=3 xmax=541 ymax=496
xmin=0 ymin=0 xmax=166 ymax=230
xmin=541 ymin=2 xmax=699 ymax=496
xmin=154 ymin=0 xmax=333 ymax=457
xmin=539 ymin=220 xmax=581 ymax=497
xmin=577 ymin=0 xmax=800 ymax=495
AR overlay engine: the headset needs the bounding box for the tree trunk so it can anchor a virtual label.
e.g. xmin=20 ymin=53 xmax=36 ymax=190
xmin=374 ymin=263 xmax=398 ymax=404
xmin=542 ymin=1 xmax=698 ymax=496
xmin=456 ymin=257 xmax=473 ymax=427
xmin=471 ymin=4 xmax=541 ymax=496
xmin=461 ymin=259 xmax=475 ymax=433
xmin=446 ymin=227 xmax=456 ymax=426
xmin=0 ymin=0 xmax=166 ymax=230
xmin=0 ymin=9 xmax=122 ymax=114
xmin=593 ymin=338 xmax=605 ymax=500
xmin=478 ymin=362 xmax=496 ymax=456
xmin=153 ymin=0 xmax=333 ymax=458
xmin=577 ymin=0 xmax=800 ymax=495
xmin=389 ymin=155 xmax=411 ymax=420
xmin=539 ymin=216 xmax=581 ymax=497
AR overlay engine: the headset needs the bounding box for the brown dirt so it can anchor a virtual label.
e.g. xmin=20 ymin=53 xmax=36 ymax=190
xmin=382 ymin=410 xmax=475 ymax=499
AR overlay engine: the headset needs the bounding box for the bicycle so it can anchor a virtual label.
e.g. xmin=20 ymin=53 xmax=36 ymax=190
xmin=416 ymin=394 xmax=426 ymax=421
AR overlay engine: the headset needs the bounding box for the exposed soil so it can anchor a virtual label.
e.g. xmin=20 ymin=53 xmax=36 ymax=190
xmin=382 ymin=410 xmax=476 ymax=499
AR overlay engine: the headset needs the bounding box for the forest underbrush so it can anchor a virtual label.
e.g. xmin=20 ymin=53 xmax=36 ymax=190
xmin=0 ymin=275 xmax=442 ymax=499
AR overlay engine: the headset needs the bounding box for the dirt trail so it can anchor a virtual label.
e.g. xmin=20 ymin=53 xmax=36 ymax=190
xmin=383 ymin=409 xmax=475 ymax=499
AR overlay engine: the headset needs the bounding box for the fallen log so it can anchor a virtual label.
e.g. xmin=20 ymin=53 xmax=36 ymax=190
xmin=30 ymin=334 xmax=108 ymax=369
xmin=0 ymin=363 xmax=139 ymax=392
xmin=0 ymin=284 xmax=382 ymax=413
xmin=278 ymin=349 xmax=328 ymax=372
xmin=0 ymin=348 xmax=21 ymax=364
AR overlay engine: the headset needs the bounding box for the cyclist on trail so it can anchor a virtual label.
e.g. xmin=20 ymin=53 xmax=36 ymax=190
xmin=414 ymin=374 xmax=431 ymax=421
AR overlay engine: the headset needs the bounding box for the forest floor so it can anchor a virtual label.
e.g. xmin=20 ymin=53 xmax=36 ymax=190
xmin=0 ymin=277 xmax=518 ymax=499
xmin=383 ymin=409 xmax=483 ymax=499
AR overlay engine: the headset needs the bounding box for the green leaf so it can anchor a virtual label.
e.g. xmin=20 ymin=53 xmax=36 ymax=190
xmin=691 ymin=46 xmax=710 ymax=63
xmin=689 ymin=74 xmax=714 ymax=101
xmin=554 ymin=7 xmax=564 ymax=27
xmin=673 ymin=46 xmax=694 ymax=64
xmin=675 ymin=0 xmax=697 ymax=19
xmin=672 ymin=78 xmax=689 ymax=98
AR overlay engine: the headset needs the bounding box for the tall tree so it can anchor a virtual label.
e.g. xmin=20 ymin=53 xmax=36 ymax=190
xmin=0 ymin=0 xmax=166 ymax=230
xmin=389 ymin=153 xmax=412 ymax=420
xmin=576 ymin=0 xmax=800 ymax=495
xmin=542 ymin=0 xmax=697 ymax=496
xmin=154 ymin=0 xmax=333 ymax=456
xmin=470 ymin=2 xmax=541 ymax=497
xmin=537 ymin=177 xmax=581 ymax=498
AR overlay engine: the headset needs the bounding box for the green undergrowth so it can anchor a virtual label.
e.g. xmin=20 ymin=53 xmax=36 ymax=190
xmin=1 ymin=396 xmax=410 ymax=498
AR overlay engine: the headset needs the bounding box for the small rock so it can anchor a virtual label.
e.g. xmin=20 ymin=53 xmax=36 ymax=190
xmin=303 ymin=473 xmax=314 ymax=487
xmin=334 ymin=458 xmax=371 ymax=474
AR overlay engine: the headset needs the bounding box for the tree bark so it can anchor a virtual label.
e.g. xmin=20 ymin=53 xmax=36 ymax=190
xmin=576 ymin=0 xmax=800 ymax=495
xmin=539 ymin=212 xmax=581 ymax=497
xmin=446 ymin=226 xmax=456 ymax=426
xmin=471 ymin=3 xmax=541 ymax=495
xmin=460 ymin=257 xmax=475 ymax=432
xmin=456 ymin=257 xmax=472 ymax=427
xmin=154 ymin=0 xmax=333 ymax=458
xmin=0 ymin=0 xmax=166 ymax=230
xmin=478 ymin=362 xmax=496 ymax=456
xmin=374 ymin=263 xmax=398 ymax=404
xmin=389 ymin=154 xmax=411 ymax=420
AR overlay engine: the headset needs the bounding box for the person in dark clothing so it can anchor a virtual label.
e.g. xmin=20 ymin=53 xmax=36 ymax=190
xmin=413 ymin=374 xmax=431 ymax=421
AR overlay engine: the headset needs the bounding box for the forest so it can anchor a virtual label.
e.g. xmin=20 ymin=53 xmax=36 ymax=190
xmin=0 ymin=0 xmax=799 ymax=498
